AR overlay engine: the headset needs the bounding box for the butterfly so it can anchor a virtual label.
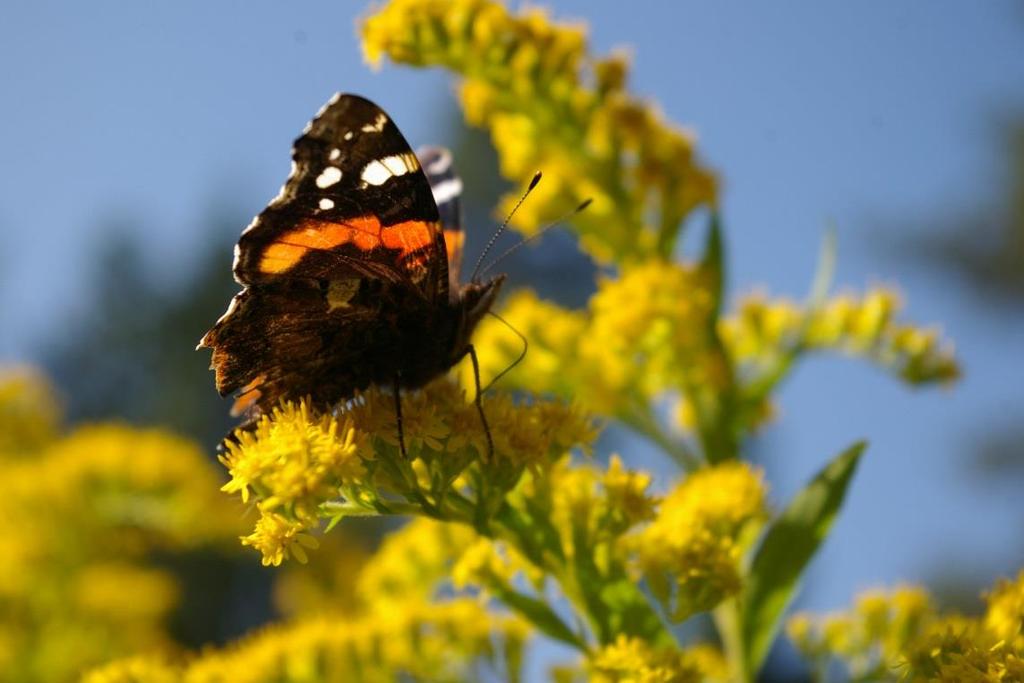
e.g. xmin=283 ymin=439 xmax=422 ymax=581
xmin=198 ymin=93 xmax=505 ymax=455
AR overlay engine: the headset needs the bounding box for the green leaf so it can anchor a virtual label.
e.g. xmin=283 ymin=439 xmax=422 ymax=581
xmin=491 ymin=584 xmax=587 ymax=651
xmin=740 ymin=440 xmax=866 ymax=675
xmin=324 ymin=513 xmax=345 ymax=533
xmin=700 ymin=212 xmax=726 ymax=316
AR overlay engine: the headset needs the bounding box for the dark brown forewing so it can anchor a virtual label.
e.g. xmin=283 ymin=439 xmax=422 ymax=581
xmin=232 ymin=94 xmax=449 ymax=303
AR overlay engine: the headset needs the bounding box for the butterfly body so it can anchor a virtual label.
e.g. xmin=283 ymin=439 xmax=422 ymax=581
xmin=199 ymin=94 xmax=502 ymax=416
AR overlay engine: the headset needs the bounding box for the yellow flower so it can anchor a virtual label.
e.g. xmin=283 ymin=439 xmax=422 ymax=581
xmin=985 ymin=570 xmax=1024 ymax=644
xmin=633 ymin=462 xmax=767 ymax=620
xmin=0 ymin=405 xmax=243 ymax=682
xmin=220 ymin=398 xmax=369 ymax=521
xmin=362 ymin=0 xmax=716 ymax=264
xmin=789 ymin=575 xmax=1024 ymax=681
xmin=723 ymin=286 xmax=959 ymax=388
xmin=602 ymin=455 xmax=656 ymax=527
xmin=357 ymin=517 xmax=477 ymax=605
xmin=470 ymin=261 xmax=716 ymax=420
xmin=222 ymin=377 xmax=596 ymax=564
xmin=271 ymin=531 xmax=372 ymax=617
xmin=87 ymin=600 xmax=529 ymax=683
xmin=588 ymin=635 xmax=723 ymax=683
xmin=0 ymin=365 xmax=61 ymax=456
xmin=586 ymin=261 xmax=716 ymax=401
xmin=241 ymin=509 xmax=320 ymax=566
xmin=464 ymin=289 xmax=588 ymax=399
xmin=451 ymin=537 xmax=513 ymax=589
xmin=81 ymin=656 xmax=180 ymax=683
xmin=73 ymin=563 xmax=179 ymax=621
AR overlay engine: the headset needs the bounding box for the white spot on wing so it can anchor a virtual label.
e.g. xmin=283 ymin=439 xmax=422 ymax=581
xmin=382 ymin=155 xmax=410 ymax=175
xmin=361 ymin=113 xmax=387 ymax=133
xmin=360 ymin=159 xmax=392 ymax=186
xmin=316 ymin=166 xmax=343 ymax=188
xmin=430 ymin=177 xmax=463 ymax=205
xmin=329 ymin=148 xmax=341 ymax=161
xmin=343 ymin=131 xmax=354 ymax=141
xmin=319 ymin=198 xmax=335 ymax=210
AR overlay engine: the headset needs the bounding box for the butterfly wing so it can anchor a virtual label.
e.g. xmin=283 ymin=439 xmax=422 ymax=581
xmin=201 ymin=280 xmax=386 ymax=415
xmin=418 ymin=146 xmax=465 ymax=293
xmin=233 ymin=94 xmax=449 ymax=302
xmin=201 ymin=94 xmax=453 ymax=413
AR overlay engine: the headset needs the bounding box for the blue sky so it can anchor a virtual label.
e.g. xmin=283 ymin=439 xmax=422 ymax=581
xmin=2 ymin=0 xmax=1023 ymax=629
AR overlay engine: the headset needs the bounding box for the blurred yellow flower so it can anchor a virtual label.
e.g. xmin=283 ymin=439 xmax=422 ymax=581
xmin=87 ymin=600 xmax=528 ymax=683
xmin=986 ymin=570 xmax=1024 ymax=645
xmin=721 ymin=286 xmax=960 ymax=393
xmin=357 ymin=517 xmax=477 ymax=605
xmin=634 ymin=462 xmax=767 ymax=621
xmin=362 ymin=0 xmax=716 ymax=264
xmin=588 ymin=635 xmax=727 ymax=683
xmin=0 ymin=365 xmax=61 ymax=456
xmin=790 ymin=576 xmax=1024 ymax=681
xmin=0 ymin=379 xmax=245 ymax=682
xmin=81 ymin=656 xmax=179 ymax=683
xmin=469 ymin=260 xmax=714 ymax=420
xmin=602 ymin=455 xmax=657 ymax=527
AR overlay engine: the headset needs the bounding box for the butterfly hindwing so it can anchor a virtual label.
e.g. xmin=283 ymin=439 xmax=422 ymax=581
xmin=203 ymin=279 xmax=406 ymax=415
xmin=233 ymin=94 xmax=448 ymax=302
xmin=418 ymin=146 xmax=465 ymax=292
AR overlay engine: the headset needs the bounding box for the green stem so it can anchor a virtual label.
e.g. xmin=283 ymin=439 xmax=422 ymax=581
xmin=322 ymin=499 xmax=424 ymax=518
xmin=714 ymin=600 xmax=751 ymax=683
xmin=620 ymin=406 xmax=702 ymax=472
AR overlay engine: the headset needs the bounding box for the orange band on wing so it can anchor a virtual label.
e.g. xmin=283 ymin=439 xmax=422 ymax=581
xmin=444 ymin=229 xmax=464 ymax=265
xmin=259 ymin=217 xmax=438 ymax=274
xmin=231 ymin=374 xmax=266 ymax=416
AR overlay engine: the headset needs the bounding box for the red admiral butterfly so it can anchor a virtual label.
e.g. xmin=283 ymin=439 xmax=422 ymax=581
xmin=198 ymin=94 xmax=504 ymax=455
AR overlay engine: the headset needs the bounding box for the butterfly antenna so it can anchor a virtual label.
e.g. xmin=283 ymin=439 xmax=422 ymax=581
xmin=481 ymin=311 xmax=528 ymax=393
xmin=470 ymin=171 xmax=542 ymax=283
xmin=477 ymin=198 xmax=592 ymax=280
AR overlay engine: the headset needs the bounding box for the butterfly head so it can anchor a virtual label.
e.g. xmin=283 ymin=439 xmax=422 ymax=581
xmin=452 ymin=274 xmax=506 ymax=358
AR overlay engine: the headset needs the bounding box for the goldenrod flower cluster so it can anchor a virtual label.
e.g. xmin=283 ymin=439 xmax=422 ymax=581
xmin=84 ymin=599 xmax=527 ymax=683
xmin=362 ymin=0 xmax=717 ymax=263
xmin=85 ymin=515 xmax=528 ymax=682
xmin=788 ymin=572 xmax=1024 ymax=681
xmin=0 ymin=365 xmax=60 ymax=455
xmin=584 ymin=636 xmax=729 ymax=683
xmin=722 ymin=287 xmax=959 ymax=389
xmin=0 ymin=367 xmax=244 ymax=683
xmin=219 ymin=379 xmax=595 ymax=566
xmin=469 ymin=259 xmax=715 ymax=419
xmin=471 ymin=270 xmax=956 ymax=467
xmin=358 ymin=517 xmax=477 ymax=606
xmin=634 ymin=463 xmax=767 ymax=622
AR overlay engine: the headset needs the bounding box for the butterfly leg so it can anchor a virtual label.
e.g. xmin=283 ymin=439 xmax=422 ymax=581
xmin=467 ymin=345 xmax=495 ymax=462
xmin=393 ymin=375 xmax=409 ymax=460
